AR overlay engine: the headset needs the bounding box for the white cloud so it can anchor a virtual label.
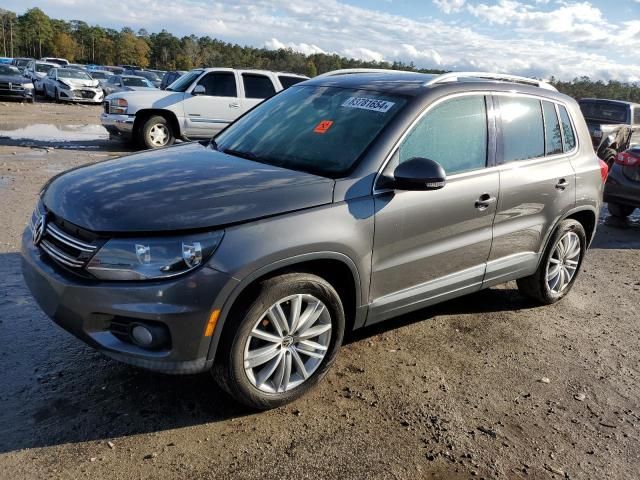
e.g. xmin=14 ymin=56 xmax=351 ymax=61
xmin=433 ymin=0 xmax=466 ymax=14
xmin=2 ymin=0 xmax=639 ymax=81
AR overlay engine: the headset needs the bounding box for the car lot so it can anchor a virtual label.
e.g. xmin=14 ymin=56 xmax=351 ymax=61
xmin=0 ymin=101 xmax=639 ymax=479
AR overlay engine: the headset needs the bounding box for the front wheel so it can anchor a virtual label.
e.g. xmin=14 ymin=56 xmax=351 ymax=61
xmin=517 ymin=219 xmax=586 ymax=305
xmin=212 ymin=273 xmax=345 ymax=410
xmin=608 ymin=202 xmax=635 ymax=219
xmin=139 ymin=115 xmax=175 ymax=149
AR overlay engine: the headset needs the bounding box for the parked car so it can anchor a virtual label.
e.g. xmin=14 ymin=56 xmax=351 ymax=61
xmin=123 ymin=69 xmax=162 ymax=88
xmin=102 ymin=74 xmax=157 ymax=96
xmin=24 ymin=60 xmax=57 ymax=94
xmin=88 ymin=69 xmax=113 ymax=88
xmin=101 ymin=68 xmax=308 ymax=148
xmin=0 ymin=64 xmax=35 ymax=102
xmin=41 ymin=57 xmax=69 ymax=67
xmin=579 ymin=98 xmax=640 ymax=167
xmin=23 ymin=70 xmax=605 ymax=409
xmin=604 ymin=146 xmax=640 ymax=218
xmin=0 ymin=57 xmax=12 ymax=64
xmin=42 ymin=67 xmax=104 ymax=103
xmin=160 ymin=70 xmax=186 ymax=90
xmin=10 ymin=57 xmax=33 ymax=72
xmin=102 ymin=66 xmax=124 ymax=75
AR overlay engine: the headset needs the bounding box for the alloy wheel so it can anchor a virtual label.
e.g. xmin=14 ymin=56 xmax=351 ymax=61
xmin=546 ymin=231 xmax=581 ymax=294
xmin=148 ymin=124 xmax=169 ymax=147
xmin=243 ymin=294 xmax=332 ymax=394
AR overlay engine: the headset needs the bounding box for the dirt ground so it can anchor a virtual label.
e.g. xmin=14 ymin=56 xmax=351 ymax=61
xmin=0 ymin=101 xmax=639 ymax=480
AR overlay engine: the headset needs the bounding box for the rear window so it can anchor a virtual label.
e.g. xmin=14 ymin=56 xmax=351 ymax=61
xmin=498 ymin=96 xmax=544 ymax=162
xmin=279 ymin=75 xmax=306 ymax=89
xmin=558 ymin=105 xmax=576 ymax=152
xmin=214 ymin=85 xmax=407 ymax=177
xmin=36 ymin=63 xmax=54 ymax=73
xmin=542 ymin=101 xmax=563 ymax=155
xmin=579 ymin=101 xmax=628 ymax=123
xmin=242 ymin=74 xmax=276 ymax=99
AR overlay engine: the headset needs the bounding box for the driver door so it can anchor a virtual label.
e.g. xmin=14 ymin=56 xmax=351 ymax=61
xmin=182 ymin=71 xmax=242 ymax=137
xmin=368 ymin=94 xmax=499 ymax=324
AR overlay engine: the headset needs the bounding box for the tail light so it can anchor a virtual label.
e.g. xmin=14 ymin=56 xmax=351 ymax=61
xmin=599 ymin=159 xmax=609 ymax=182
xmin=615 ymin=151 xmax=640 ymax=167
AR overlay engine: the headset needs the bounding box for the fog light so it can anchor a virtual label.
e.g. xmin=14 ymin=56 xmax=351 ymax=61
xmin=131 ymin=325 xmax=153 ymax=346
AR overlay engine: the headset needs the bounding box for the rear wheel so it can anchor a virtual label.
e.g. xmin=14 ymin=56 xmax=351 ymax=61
xmin=140 ymin=115 xmax=175 ymax=149
xmin=212 ymin=273 xmax=345 ymax=410
xmin=608 ymin=202 xmax=635 ymax=218
xmin=517 ymin=219 xmax=586 ymax=305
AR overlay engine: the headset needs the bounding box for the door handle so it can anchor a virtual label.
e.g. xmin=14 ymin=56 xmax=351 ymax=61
xmin=475 ymin=193 xmax=496 ymax=210
xmin=229 ymin=102 xmax=240 ymax=108
xmin=555 ymin=178 xmax=569 ymax=191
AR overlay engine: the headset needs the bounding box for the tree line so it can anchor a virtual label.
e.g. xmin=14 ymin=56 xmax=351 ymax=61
xmin=1 ymin=7 xmax=638 ymax=102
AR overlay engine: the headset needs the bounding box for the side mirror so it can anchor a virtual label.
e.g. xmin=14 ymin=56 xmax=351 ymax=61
xmin=192 ymin=84 xmax=206 ymax=95
xmin=392 ymin=157 xmax=446 ymax=191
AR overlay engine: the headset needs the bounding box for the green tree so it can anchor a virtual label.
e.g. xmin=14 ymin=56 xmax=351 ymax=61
xmin=18 ymin=7 xmax=52 ymax=58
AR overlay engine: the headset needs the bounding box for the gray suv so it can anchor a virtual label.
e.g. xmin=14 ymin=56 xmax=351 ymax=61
xmin=21 ymin=70 xmax=605 ymax=409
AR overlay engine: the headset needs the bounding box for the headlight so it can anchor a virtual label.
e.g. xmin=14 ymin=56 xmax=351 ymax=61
xmin=109 ymin=98 xmax=128 ymax=114
xmin=58 ymin=80 xmax=72 ymax=89
xmin=23 ymin=83 xmax=34 ymax=90
xmin=86 ymin=231 xmax=224 ymax=280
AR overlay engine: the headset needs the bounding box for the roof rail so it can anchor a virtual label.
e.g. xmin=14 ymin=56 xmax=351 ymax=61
xmin=424 ymin=71 xmax=558 ymax=92
xmin=317 ymin=68 xmax=416 ymax=78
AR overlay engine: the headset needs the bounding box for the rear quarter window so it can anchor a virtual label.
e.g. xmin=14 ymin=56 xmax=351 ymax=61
xmin=498 ymin=96 xmax=544 ymax=162
xmin=558 ymin=105 xmax=576 ymax=152
xmin=542 ymin=101 xmax=563 ymax=156
xmin=279 ymin=75 xmax=306 ymax=89
xmin=242 ymin=74 xmax=276 ymax=99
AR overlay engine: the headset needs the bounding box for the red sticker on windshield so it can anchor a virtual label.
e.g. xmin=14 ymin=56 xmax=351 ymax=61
xmin=313 ymin=120 xmax=334 ymax=134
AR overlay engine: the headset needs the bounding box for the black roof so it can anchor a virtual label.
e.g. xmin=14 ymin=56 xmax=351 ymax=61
xmin=305 ymin=71 xmax=436 ymax=96
xmin=579 ymin=98 xmax=640 ymax=107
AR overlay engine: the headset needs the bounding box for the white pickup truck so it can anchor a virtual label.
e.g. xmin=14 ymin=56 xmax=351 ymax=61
xmin=101 ymin=68 xmax=308 ymax=149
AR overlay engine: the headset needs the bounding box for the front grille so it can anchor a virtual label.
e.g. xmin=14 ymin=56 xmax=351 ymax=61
xmin=30 ymin=205 xmax=99 ymax=271
xmin=0 ymin=82 xmax=24 ymax=92
xmin=73 ymin=89 xmax=96 ymax=99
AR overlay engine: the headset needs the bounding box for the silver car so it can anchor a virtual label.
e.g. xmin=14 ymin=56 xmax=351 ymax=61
xmin=43 ymin=67 xmax=104 ymax=103
xmin=102 ymin=74 xmax=157 ymax=96
xmin=24 ymin=60 xmax=57 ymax=94
xmin=22 ymin=70 xmax=605 ymax=410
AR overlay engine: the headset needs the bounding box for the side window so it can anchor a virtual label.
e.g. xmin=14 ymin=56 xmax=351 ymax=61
xmin=242 ymin=74 xmax=276 ymax=99
xmin=558 ymin=105 xmax=576 ymax=152
xmin=542 ymin=101 xmax=563 ymax=156
xmin=633 ymin=108 xmax=640 ymax=125
xmin=197 ymin=72 xmax=238 ymax=97
xmin=398 ymin=95 xmax=488 ymax=175
xmin=498 ymin=96 xmax=544 ymax=162
xmin=278 ymin=75 xmax=305 ymax=89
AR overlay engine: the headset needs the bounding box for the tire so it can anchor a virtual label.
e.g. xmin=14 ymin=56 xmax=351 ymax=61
xmin=608 ymin=202 xmax=635 ymax=219
xmin=602 ymin=148 xmax=617 ymax=169
xmin=54 ymin=88 xmax=61 ymax=103
xmin=140 ymin=115 xmax=175 ymax=149
xmin=517 ymin=219 xmax=586 ymax=305
xmin=212 ymin=273 xmax=345 ymax=410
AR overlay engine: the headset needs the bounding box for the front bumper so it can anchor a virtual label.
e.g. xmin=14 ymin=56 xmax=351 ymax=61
xmin=58 ymin=87 xmax=104 ymax=103
xmin=101 ymin=112 xmax=135 ymax=138
xmin=0 ymin=86 xmax=34 ymax=101
xmin=21 ymin=228 xmax=237 ymax=374
xmin=604 ymin=163 xmax=640 ymax=208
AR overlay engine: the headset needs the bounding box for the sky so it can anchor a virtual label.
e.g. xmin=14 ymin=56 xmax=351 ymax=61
xmin=3 ymin=0 xmax=640 ymax=81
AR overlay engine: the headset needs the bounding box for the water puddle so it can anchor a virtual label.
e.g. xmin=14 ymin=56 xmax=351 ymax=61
xmin=0 ymin=124 xmax=109 ymax=143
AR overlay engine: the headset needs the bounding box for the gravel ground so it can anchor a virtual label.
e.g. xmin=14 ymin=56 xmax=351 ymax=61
xmin=0 ymin=101 xmax=639 ymax=480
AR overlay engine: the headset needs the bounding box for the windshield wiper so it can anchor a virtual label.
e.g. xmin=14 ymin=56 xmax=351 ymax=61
xmin=222 ymin=148 xmax=258 ymax=161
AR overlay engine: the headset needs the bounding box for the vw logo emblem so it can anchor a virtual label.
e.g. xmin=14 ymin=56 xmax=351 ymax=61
xmin=32 ymin=214 xmax=46 ymax=246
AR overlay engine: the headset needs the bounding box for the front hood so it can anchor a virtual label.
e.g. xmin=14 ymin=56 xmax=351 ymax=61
xmin=0 ymin=74 xmax=28 ymax=84
xmin=126 ymin=86 xmax=157 ymax=91
xmin=62 ymin=78 xmax=100 ymax=88
xmin=42 ymin=142 xmax=335 ymax=233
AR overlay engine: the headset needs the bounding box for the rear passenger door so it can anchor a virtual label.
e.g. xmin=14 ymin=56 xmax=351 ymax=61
xmin=368 ymin=94 xmax=499 ymax=324
xmin=183 ymin=71 xmax=241 ymax=137
xmin=484 ymin=95 xmax=577 ymax=287
xmin=240 ymin=73 xmax=277 ymax=112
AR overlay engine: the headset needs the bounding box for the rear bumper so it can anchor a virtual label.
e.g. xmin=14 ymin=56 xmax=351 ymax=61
xmin=21 ymin=228 xmax=238 ymax=374
xmin=604 ymin=164 xmax=640 ymax=207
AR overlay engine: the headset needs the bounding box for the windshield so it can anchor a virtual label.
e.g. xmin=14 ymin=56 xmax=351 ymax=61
xmin=123 ymin=77 xmax=152 ymax=87
xmin=167 ymin=70 xmax=202 ymax=91
xmin=14 ymin=59 xmax=30 ymax=67
xmin=91 ymin=71 xmax=110 ymax=79
xmin=215 ymin=85 xmax=408 ymax=177
xmin=0 ymin=65 xmax=21 ymax=75
xmin=58 ymin=69 xmax=92 ymax=80
xmin=580 ymin=101 xmax=629 ymax=123
xmin=137 ymin=71 xmax=159 ymax=82
xmin=36 ymin=63 xmax=54 ymax=73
